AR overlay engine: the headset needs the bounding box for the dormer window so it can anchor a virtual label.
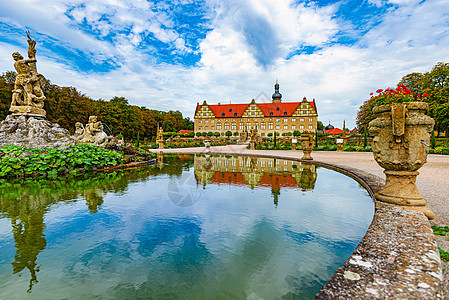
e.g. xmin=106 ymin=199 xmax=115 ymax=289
xmin=284 ymin=111 xmax=287 ymax=115
xmin=276 ymin=107 xmax=280 ymax=111
xmin=269 ymin=111 xmax=273 ymax=115
xmin=234 ymin=112 xmax=237 ymax=116
xmin=229 ymin=108 xmax=232 ymax=112
xmin=221 ymin=112 xmax=225 ymax=116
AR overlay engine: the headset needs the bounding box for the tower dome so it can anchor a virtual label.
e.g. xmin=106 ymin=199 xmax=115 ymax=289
xmin=272 ymin=80 xmax=282 ymax=103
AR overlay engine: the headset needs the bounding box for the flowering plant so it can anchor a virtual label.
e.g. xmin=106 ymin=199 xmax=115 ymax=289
xmin=370 ymin=84 xmax=428 ymax=106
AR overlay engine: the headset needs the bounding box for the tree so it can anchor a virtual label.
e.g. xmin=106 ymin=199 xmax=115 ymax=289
xmin=317 ymin=121 xmax=324 ymax=131
xmin=225 ymin=131 xmax=232 ymax=137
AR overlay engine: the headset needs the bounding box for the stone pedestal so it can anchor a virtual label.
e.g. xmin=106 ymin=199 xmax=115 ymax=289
xmin=249 ymin=141 xmax=255 ymax=150
xmin=158 ymin=140 xmax=164 ymax=149
xmin=10 ymin=105 xmax=46 ymax=117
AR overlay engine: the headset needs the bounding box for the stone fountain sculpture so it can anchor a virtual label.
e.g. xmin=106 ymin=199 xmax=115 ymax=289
xmin=249 ymin=126 xmax=259 ymax=150
xmin=156 ymin=126 xmax=164 ymax=149
xmin=0 ymin=32 xmax=73 ymax=148
xmin=74 ymin=116 xmax=109 ymax=147
xmin=369 ymin=102 xmax=435 ymax=219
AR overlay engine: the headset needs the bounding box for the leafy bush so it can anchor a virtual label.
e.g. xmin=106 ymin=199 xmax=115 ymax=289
xmin=196 ymin=132 xmax=201 ymax=137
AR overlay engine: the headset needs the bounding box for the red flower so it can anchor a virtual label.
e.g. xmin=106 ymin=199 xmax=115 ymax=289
xmin=423 ymin=93 xmax=429 ymax=97
xmin=370 ymin=92 xmax=373 ymax=96
xmin=376 ymin=89 xmax=383 ymax=93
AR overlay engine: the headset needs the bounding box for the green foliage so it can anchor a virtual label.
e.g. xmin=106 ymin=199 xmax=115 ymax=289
xmin=201 ymin=132 xmax=207 ymax=137
xmin=439 ymin=248 xmax=449 ymax=262
xmin=0 ymin=144 xmax=123 ymax=178
xmin=293 ymin=130 xmax=301 ymax=136
xmin=214 ymin=132 xmax=220 ymax=137
xmin=225 ymin=130 xmax=232 ymax=137
xmin=432 ymin=225 xmax=449 ymax=236
xmin=207 ymin=131 xmax=213 ymax=136
xmin=233 ymin=131 xmax=239 ymax=136
xmin=196 ymin=132 xmax=201 ymax=137
xmin=267 ymin=133 xmax=273 ymax=137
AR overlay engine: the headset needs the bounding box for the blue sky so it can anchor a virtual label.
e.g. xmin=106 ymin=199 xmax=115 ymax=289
xmin=0 ymin=0 xmax=448 ymax=128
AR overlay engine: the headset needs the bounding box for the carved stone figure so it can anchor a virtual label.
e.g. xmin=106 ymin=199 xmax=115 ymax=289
xmin=249 ymin=126 xmax=259 ymax=150
xmin=10 ymin=32 xmax=47 ymax=117
xmin=369 ymin=102 xmax=435 ymax=219
xmin=74 ymin=116 xmax=109 ymax=147
xmin=204 ymin=139 xmax=211 ymax=154
xmin=156 ymin=126 xmax=164 ymax=149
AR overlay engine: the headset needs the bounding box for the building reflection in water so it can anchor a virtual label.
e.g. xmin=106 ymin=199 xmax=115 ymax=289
xmin=194 ymin=155 xmax=317 ymax=206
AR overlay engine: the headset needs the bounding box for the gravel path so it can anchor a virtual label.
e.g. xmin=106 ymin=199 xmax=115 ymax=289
xmin=152 ymin=145 xmax=449 ymax=226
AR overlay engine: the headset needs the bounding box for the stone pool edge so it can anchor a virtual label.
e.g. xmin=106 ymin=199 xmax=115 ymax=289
xmin=166 ymin=151 xmax=445 ymax=299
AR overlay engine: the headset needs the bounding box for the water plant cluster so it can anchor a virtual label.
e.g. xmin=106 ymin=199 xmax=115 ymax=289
xmin=0 ymin=144 xmax=123 ymax=178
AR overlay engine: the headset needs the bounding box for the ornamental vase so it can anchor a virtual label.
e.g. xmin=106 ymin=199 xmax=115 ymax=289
xmin=368 ymin=102 xmax=435 ymax=219
xmin=300 ymin=134 xmax=315 ymax=160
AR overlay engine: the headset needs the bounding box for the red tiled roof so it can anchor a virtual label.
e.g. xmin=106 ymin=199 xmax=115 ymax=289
xmin=208 ymin=103 xmax=250 ymax=118
xmin=257 ymin=102 xmax=300 ymax=117
xmin=325 ymin=128 xmax=350 ymax=135
xmin=208 ymin=172 xmax=298 ymax=188
xmin=198 ymin=101 xmax=317 ymax=118
xmin=178 ymin=130 xmax=194 ymax=134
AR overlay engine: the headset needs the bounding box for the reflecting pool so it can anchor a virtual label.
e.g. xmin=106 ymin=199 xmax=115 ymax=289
xmin=0 ymin=154 xmax=374 ymax=299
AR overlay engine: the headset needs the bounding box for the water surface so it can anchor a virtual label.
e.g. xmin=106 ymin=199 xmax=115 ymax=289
xmin=0 ymin=154 xmax=374 ymax=299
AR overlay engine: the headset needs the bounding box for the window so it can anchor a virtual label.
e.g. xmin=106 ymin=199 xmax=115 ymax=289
xmin=300 ymin=125 xmax=304 ymax=129
xmin=276 ymin=106 xmax=280 ymax=111
xmin=217 ymin=123 xmax=222 ymax=130
xmin=251 ymin=106 xmax=255 ymax=110
xmin=292 ymin=118 xmax=296 ymax=122
xmin=205 ymin=120 xmax=208 ymax=123
xmin=292 ymin=125 xmax=296 ymax=129
xmin=224 ymin=123 xmax=229 ymax=130
xmin=240 ymin=123 xmax=244 ymax=130
xmin=268 ymin=122 xmax=273 ymax=129
xmin=270 ymin=111 xmax=273 ymax=115
xmin=229 ymin=108 xmax=232 ymax=112
xmin=211 ymin=126 xmax=214 ymax=130
xmin=300 ymin=118 xmax=304 ymax=122
xmin=309 ymin=125 xmax=313 ymax=129
xmin=221 ymin=112 xmax=225 ymax=116
xmin=254 ymin=123 xmax=258 ymax=129
xmin=284 ymin=111 xmax=287 ymax=115
xmin=203 ymin=113 xmax=207 ymax=116
xmin=211 ymin=120 xmax=215 ymax=123
xmin=309 ymin=118 xmax=313 ymax=122
xmin=276 ymin=125 xmax=280 ymax=129
xmin=284 ymin=118 xmax=288 ymax=122
xmin=302 ymin=111 xmax=307 ymax=115
xmin=199 ymin=120 xmax=202 ymax=123
xmin=234 ymin=112 xmax=237 ymax=116
xmin=261 ymin=133 xmax=265 ymax=136
xmin=251 ymin=112 xmax=255 ymax=115
xmin=284 ymin=125 xmax=288 ymax=129
xmin=261 ymin=122 xmax=266 ymax=130
xmin=268 ymin=161 xmax=273 ymax=167
xmin=276 ymin=119 xmax=280 ymax=122
xmin=199 ymin=126 xmax=202 ymax=130
xmin=232 ymin=123 xmax=236 ymax=130
xmin=247 ymin=123 xmax=251 ymax=130
xmin=205 ymin=126 xmax=208 ymax=130
xmin=303 ymin=105 xmax=307 ymax=109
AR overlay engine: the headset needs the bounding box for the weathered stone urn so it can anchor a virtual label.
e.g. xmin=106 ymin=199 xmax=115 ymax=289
xmin=300 ymin=134 xmax=315 ymax=160
xmin=368 ymin=102 xmax=435 ymax=219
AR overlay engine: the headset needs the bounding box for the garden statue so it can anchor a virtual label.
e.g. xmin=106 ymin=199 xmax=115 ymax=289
xmin=10 ymin=31 xmax=47 ymax=117
xmin=156 ymin=126 xmax=164 ymax=149
xmin=300 ymin=133 xmax=314 ymax=160
xmin=249 ymin=126 xmax=258 ymax=150
xmin=74 ymin=116 xmax=109 ymax=147
xmin=204 ymin=139 xmax=211 ymax=154
xmin=239 ymin=130 xmax=248 ymax=142
xmin=0 ymin=32 xmax=73 ymax=148
xmin=368 ymin=86 xmax=435 ymax=219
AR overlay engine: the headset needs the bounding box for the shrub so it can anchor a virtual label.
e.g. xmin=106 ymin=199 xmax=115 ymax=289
xmin=196 ymin=132 xmax=201 ymax=137
xmin=214 ymin=132 xmax=220 ymax=137
xmin=201 ymin=132 xmax=207 ymax=137
xmin=225 ymin=131 xmax=232 ymax=137
xmin=207 ymin=131 xmax=213 ymax=136
xmin=268 ymin=133 xmax=273 ymax=137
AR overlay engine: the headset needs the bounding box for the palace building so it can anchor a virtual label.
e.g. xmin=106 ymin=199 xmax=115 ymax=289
xmin=194 ymin=82 xmax=318 ymax=137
